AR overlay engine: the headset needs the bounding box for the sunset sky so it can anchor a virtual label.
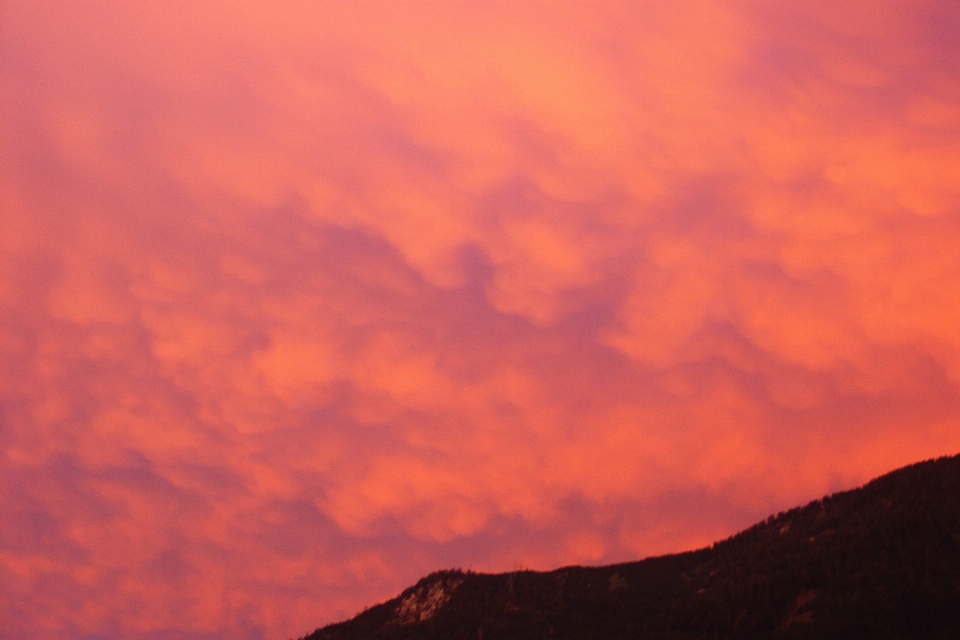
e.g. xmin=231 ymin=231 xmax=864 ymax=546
xmin=2 ymin=1 xmax=960 ymax=638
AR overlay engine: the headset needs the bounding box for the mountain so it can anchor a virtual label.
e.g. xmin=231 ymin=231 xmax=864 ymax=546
xmin=299 ymin=454 xmax=960 ymax=640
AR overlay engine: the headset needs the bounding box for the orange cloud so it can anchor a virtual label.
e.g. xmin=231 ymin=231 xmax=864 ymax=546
xmin=2 ymin=1 xmax=960 ymax=638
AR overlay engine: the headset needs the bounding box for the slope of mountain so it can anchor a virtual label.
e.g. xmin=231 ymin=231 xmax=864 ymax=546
xmin=300 ymin=454 xmax=960 ymax=640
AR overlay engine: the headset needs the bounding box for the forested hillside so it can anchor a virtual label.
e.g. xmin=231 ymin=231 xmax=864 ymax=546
xmin=300 ymin=454 xmax=960 ymax=639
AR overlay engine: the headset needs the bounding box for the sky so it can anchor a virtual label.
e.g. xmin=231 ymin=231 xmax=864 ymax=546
xmin=2 ymin=1 xmax=960 ymax=638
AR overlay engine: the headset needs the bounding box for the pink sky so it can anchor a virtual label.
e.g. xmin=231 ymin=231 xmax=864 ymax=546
xmin=2 ymin=1 xmax=960 ymax=638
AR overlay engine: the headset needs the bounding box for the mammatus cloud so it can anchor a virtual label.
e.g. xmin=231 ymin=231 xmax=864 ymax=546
xmin=2 ymin=1 xmax=960 ymax=637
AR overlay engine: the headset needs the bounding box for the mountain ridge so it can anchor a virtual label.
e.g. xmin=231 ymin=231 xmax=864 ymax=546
xmin=300 ymin=454 xmax=960 ymax=639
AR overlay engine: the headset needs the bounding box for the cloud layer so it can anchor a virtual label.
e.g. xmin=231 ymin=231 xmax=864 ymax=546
xmin=3 ymin=1 xmax=960 ymax=638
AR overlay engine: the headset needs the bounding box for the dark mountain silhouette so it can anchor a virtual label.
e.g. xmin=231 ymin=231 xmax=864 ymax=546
xmin=299 ymin=454 xmax=960 ymax=640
